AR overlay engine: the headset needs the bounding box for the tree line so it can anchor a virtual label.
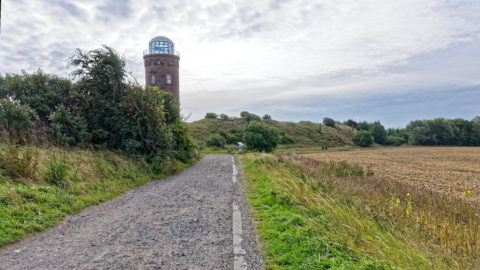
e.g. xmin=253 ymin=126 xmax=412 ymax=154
xmin=343 ymin=117 xmax=480 ymax=147
xmin=0 ymin=46 xmax=196 ymax=165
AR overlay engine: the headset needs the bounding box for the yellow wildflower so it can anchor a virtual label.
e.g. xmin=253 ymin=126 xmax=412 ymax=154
xmin=448 ymin=187 xmax=451 ymax=192
xmin=396 ymin=198 xmax=401 ymax=204
xmin=464 ymin=192 xmax=467 ymax=196
xmin=468 ymin=190 xmax=472 ymax=195
xmin=407 ymin=193 xmax=410 ymax=197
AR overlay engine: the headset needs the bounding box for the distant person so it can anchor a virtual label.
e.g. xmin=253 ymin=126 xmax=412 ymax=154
xmin=322 ymin=146 xmax=324 ymax=150
xmin=325 ymin=146 xmax=328 ymax=150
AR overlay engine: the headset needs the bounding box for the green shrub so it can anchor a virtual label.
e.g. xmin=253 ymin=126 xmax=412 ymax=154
xmin=279 ymin=132 xmax=295 ymax=144
xmin=49 ymin=105 xmax=91 ymax=146
xmin=219 ymin=113 xmax=230 ymax=121
xmin=0 ymin=99 xmax=39 ymax=144
xmin=323 ymin=117 xmax=336 ymax=127
xmin=44 ymin=156 xmax=71 ymax=187
xmin=205 ymin=112 xmax=218 ymax=119
xmin=0 ymin=146 xmax=38 ymax=180
xmin=371 ymin=121 xmax=387 ymax=144
xmin=353 ymin=130 xmax=373 ymax=147
xmin=386 ymin=136 xmax=406 ymax=146
xmin=205 ymin=134 xmax=226 ymax=148
xmin=243 ymin=121 xmax=280 ymax=152
xmin=262 ymin=114 xmax=272 ymax=120
xmin=240 ymin=111 xmax=261 ymax=122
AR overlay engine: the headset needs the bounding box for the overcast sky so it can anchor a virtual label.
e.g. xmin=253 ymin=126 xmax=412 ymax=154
xmin=1 ymin=0 xmax=479 ymax=127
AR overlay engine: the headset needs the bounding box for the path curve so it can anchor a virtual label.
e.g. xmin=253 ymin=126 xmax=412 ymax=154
xmin=0 ymin=155 xmax=263 ymax=269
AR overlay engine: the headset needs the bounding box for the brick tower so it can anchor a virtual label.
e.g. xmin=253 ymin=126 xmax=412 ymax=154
xmin=143 ymin=36 xmax=180 ymax=104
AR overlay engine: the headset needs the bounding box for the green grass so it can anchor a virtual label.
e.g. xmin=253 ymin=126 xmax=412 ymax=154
xmin=187 ymin=117 xmax=356 ymax=148
xmin=0 ymin=145 xmax=197 ymax=247
xmin=240 ymin=154 xmax=457 ymax=269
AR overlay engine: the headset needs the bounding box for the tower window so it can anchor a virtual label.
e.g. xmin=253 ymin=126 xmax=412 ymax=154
xmin=150 ymin=75 xmax=155 ymax=84
xmin=156 ymin=60 xmax=161 ymax=65
xmin=166 ymin=74 xmax=172 ymax=85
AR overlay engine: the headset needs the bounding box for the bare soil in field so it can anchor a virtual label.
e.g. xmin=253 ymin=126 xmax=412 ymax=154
xmin=303 ymin=147 xmax=480 ymax=200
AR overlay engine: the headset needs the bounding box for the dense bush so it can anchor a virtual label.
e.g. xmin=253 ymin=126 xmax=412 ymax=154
xmin=0 ymin=146 xmax=38 ymax=180
xmin=262 ymin=114 xmax=272 ymax=120
xmin=0 ymin=46 xmax=197 ymax=167
xmin=386 ymin=136 xmax=406 ymax=146
xmin=243 ymin=121 xmax=280 ymax=152
xmin=371 ymin=121 xmax=387 ymax=144
xmin=205 ymin=134 xmax=226 ymax=148
xmin=0 ymin=99 xmax=39 ymax=144
xmin=353 ymin=130 xmax=373 ymax=147
xmin=240 ymin=111 xmax=262 ymax=122
xmin=323 ymin=117 xmax=335 ymax=127
xmin=205 ymin=112 xmax=218 ymax=119
xmin=344 ymin=119 xmax=357 ymax=129
xmin=219 ymin=113 xmax=230 ymax=121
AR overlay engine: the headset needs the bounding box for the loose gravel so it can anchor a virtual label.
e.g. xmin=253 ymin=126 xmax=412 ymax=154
xmin=0 ymin=155 xmax=264 ymax=270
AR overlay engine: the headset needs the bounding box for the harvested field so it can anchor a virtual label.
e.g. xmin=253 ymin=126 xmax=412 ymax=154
xmin=303 ymin=147 xmax=480 ymax=201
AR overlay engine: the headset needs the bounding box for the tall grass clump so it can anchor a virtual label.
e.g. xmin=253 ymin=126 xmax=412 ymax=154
xmin=279 ymin=153 xmax=480 ymax=268
xmin=0 ymin=145 xmax=39 ymax=181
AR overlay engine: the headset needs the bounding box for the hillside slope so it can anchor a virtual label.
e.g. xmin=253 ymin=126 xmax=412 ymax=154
xmin=187 ymin=117 xmax=355 ymax=147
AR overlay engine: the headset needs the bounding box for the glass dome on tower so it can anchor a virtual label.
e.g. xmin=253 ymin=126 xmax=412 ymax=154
xmin=148 ymin=36 xmax=175 ymax=55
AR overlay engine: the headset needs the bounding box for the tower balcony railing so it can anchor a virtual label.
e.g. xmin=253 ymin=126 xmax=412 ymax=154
xmin=143 ymin=50 xmax=180 ymax=57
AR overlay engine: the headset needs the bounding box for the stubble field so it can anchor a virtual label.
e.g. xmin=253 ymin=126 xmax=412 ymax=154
xmin=303 ymin=147 xmax=480 ymax=201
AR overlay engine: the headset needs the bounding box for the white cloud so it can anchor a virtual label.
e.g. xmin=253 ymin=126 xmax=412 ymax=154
xmin=1 ymin=0 xmax=479 ymax=124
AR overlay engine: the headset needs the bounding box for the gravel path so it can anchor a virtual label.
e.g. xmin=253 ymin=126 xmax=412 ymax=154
xmin=0 ymin=155 xmax=264 ymax=270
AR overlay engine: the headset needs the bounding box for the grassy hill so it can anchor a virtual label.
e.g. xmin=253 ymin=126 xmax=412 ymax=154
xmin=187 ymin=117 xmax=356 ymax=147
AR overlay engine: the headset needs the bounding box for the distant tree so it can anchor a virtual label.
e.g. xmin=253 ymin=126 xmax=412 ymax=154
xmin=262 ymin=114 xmax=272 ymax=121
xmin=240 ymin=111 xmax=249 ymax=118
xmin=371 ymin=121 xmax=387 ymax=144
xmin=357 ymin=121 xmax=370 ymax=131
xmin=240 ymin=111 xmax=261 ymax=122
xmin=243 ymin=121 xmax=280 ymax=152
xmin=407 ymin=120 xmax=430 ymax=145
xmin=472 ymin=116 xmax=480 ymax=145
xmin=205 ymin=112 xmax=218 ymax=119
xmin=205 ymin=134 xmax=226 ymax=148
xmin=219 ymin=113 xmax=230 ymax=121
xmin=425 ymin=118 xmax=455 ymax=145
xmin=353 ymin=130 xmax=373 ymax=147
xmin=323 ymin=117 xmax=335 ymax=127
xmin=279 ymin=132 xmax=294 ymax=144
xmin=344 ymin=119 xmax=357 ymax=129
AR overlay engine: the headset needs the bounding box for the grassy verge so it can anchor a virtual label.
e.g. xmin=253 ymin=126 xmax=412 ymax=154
xmin=240 ymin=153 xmax=461 ymax=269
xmin=0 ymin=144 xmax=197 ymax=247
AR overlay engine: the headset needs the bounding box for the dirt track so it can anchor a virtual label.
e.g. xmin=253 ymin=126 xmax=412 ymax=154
xmin=0 ymin=155 xmax=263 ymax=269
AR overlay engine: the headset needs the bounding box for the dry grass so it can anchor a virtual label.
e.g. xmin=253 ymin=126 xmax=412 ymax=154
xmin=281 ymin=147 xmax=480 ymax=266
xmin=303 ymin=147 xmax=480 ymax=201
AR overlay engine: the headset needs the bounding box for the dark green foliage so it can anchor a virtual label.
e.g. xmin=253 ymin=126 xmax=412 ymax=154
xmin=0 ymin=70 xmax=72 ymax=123
xmin=353 ymin=130 xmax=373 ymax=147
xmin=219 ymin=113 xmax=230 ymax=121
xmin=344 ymin=119 xmax=357 ymax=129
xmin=240 ymin=111 xmax=261 ymax=122
xmin=0 ymin=46 xmax=196 ymax=166
xmin=371 ymin=121 xmax=387 ymax=144
xmin=262 ymin=114 xmax=272 ymax=120
xmin=205 ymin=112 xmax=218 ymax=119
xmin=323 ymin=117 xmax=336 ymax=127
xmin=279 ymin=132 xmax=295 ymax=144
xmin=243 ymin=121 xmax=280 ymax=152
xmin=0 ymin=99 xmax=39 ymax=144
xmin=406 ymin=120 xmax=430 ymax=145
xmin=49 ymin=105 xmax=91 ymax=146
xmin=385 ymin=136 xmax=406 ymax=146
xmin=205 ymin=134 xmax=226 ymax=148
xmin=357 ymin=121 xmax=371 ymax=131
